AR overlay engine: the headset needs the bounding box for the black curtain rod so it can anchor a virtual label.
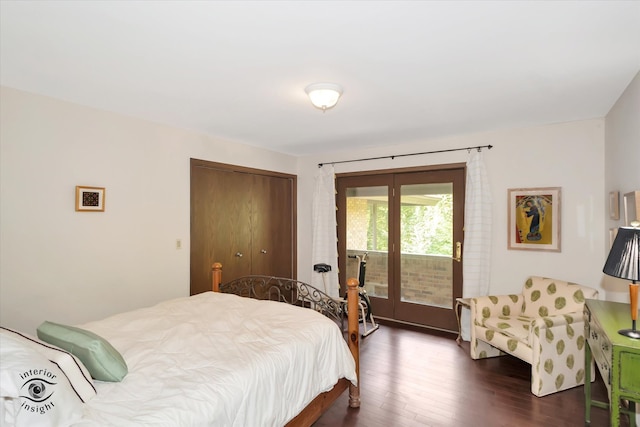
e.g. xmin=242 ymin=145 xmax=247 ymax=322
xmin=318 ymin=144 xmax=493 ymax=167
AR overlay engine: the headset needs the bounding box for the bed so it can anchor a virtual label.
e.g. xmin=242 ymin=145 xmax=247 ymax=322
xmin=0 ymin=263 xmax=360 ymax=427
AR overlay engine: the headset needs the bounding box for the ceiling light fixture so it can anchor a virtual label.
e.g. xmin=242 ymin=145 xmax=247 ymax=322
xmin=305 ymin=83 xmax=343 ymax=112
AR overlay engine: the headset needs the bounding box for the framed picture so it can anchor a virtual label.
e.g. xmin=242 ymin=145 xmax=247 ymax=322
xmin=623 ymin=190 xmax=640 ymax=226
xmin=609 ymin=191 xmax=620 ymax=220
xmin=609 ymin=227 xmax=618 ymax=249
xmin=508 ymin=187 xmax=561 ymax=252
xmin=75 ymin=186 xmax=105 ymax=212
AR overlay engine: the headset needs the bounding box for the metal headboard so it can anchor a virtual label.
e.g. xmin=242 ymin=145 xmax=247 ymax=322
xmin=219 ymin=275 xmax=343 ymax=324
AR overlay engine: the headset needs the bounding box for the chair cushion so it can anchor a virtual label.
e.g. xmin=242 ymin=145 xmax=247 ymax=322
xmin=483 ymin=315 xmax=533 ymax=344
xmin=521 ymin=276 xmax=594 ymax=318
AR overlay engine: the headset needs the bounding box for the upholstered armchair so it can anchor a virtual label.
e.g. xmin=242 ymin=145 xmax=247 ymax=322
xmin=470 ymin=276 xmax=599 ymax=397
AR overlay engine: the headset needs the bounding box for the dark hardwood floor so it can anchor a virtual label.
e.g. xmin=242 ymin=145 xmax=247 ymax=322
xmin=315 ymin=323 xmax=632 ymax=427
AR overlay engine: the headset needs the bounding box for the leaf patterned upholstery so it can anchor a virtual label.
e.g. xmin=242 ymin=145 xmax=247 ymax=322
xmin=469 ymin=276 xmax=598 ymax=397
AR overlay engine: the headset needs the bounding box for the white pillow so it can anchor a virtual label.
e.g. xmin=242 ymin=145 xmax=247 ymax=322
xmin=0 ymin=327 xmax=96 ymax=402
xmin=0 ymin=327 xmax=96 ymax=426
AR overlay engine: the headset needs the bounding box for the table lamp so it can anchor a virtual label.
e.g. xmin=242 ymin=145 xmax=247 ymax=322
xmin=603 ymin=222 xmax=640 ymax=339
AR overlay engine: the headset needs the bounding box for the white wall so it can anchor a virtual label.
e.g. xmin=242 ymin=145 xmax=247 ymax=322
xmin=604 ymin=71 xmax=640 ymax=302
xmin=296 ymin=120 xmax=607 ymax=297
xmin=0 ymin=86 xmax=296 ymax=334
xmin=604 ymin=69 xmax=640 ymax=427
xmin=1 ymin=83 xmax=625 ymax=335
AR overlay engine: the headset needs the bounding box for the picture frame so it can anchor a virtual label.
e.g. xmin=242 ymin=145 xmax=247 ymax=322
xmin=609 ymin=227 xmax=618 ymax=249
xmin=508 ymin=187 xmax=561 ymax=252
xmin=609 ymin=191 xmax=620 ymax=220
xmin=75 ymin=186 xmax=105 ymax=212
xmin=623 ymin=190 xmax=640 ymax=226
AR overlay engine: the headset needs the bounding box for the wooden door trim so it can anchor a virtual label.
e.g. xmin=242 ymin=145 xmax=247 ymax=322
xmin=190 ymin=158 xmax=297 ymax=180
xmin=335 ymin=162 xmax=466 ymax=178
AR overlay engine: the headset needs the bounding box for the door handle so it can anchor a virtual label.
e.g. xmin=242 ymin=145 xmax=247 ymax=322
xmin=260 ymin=249 xmax=267 ymax=254
xmin=452 ymin=241 xmax=462 ymax=263
xmin=235 ymin=252 xmax=243 ymax=258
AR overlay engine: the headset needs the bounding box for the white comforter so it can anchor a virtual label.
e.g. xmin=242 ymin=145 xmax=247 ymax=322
xmin=72 ymin=292 xmax=357 ymax=426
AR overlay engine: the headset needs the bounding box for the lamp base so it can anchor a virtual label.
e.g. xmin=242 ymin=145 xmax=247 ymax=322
xmin=618 ymin=328 xmax=640 ymax=339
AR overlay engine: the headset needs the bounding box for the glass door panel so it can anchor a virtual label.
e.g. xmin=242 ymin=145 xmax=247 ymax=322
xmin=345 ymin=185 xmax=389 ymax=300
xmin=399 ymin=183 xmax=453 ymax=308
xmin=393 ymin=169 xmax=463 ymax=331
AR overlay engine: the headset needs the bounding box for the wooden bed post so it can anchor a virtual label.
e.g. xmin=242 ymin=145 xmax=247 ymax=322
xmin=211 ymin=263 xmax=222 ymax=292
xmin=346 ymin=277 xmax=361 ymax=408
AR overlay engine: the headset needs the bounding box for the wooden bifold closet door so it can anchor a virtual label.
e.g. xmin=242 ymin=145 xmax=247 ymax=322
xmin=190 ymin=159 xmax=296 ymax=295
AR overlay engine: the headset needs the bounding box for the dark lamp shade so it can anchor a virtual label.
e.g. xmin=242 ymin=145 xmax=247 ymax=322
xmin=603 ymin=227 xmax=640 ymax=281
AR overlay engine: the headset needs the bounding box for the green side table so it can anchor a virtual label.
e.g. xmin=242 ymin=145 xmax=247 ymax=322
xmin=585 ymin=299 xmax=640 ymax=427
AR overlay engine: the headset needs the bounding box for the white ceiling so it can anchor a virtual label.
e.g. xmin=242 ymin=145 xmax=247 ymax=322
xmin=1 ymin=1 xmax=639 ymax=156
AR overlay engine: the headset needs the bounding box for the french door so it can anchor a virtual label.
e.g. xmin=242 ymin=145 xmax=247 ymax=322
xmin=336 ymin=166 xmax=465 ymax=331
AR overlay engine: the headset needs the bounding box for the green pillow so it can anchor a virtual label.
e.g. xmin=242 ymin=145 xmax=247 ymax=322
xmin=37 ymin=321 xmax=128 ymax=382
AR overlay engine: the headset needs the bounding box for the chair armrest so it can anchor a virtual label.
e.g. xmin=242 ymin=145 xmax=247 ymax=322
xmin=470 ymin=294 xmax=522 ymax=326
xmin=532 ymin=312 xmax=583 ymax=329
xmin=530 ymin=311 xmax=584 ymax=344
xmin=529 ymin=310 xmax=590 ymax=396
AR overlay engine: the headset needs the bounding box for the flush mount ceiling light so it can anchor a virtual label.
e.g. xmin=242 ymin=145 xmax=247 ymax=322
xmin=304 ymin=83 xmax=343 ymax=111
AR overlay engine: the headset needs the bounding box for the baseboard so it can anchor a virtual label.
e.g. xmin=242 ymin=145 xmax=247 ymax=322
xmin=374 ymin=316 xmax=457 ymax=338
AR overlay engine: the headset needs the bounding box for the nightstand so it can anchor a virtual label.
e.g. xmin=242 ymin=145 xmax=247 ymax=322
xmin=584 ymin=299 xmax=640 ymax=427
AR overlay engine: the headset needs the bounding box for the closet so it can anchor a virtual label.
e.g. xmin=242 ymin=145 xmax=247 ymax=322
xmin=190 ymin=159 xmax=296 ymax=295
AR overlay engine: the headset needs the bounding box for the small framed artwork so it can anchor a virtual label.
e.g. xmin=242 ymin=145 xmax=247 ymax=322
xmin=623 ymin=190 xmax=640 ymax=226
xmin=508 ymin=187 xmax=561 ymax=252
xmin=75 ymin=186 xmax=105 ymax=212
xmin=609 ymin=191 xmax=620 ymax=220
xmin=609 ymin=227 xmax=618 ymax=249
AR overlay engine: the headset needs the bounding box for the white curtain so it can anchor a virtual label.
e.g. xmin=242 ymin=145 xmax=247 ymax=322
xmin=311 ymin=165 xmax=340 ymax=298
xmin=461 ymin=149 xmax=492 ymax=341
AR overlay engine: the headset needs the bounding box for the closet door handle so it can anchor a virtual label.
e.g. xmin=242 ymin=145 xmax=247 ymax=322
xmin=235 ymin=252 xmax=243 ymax=258
xmin=260 ymin=249 xmax=268 ymax=254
